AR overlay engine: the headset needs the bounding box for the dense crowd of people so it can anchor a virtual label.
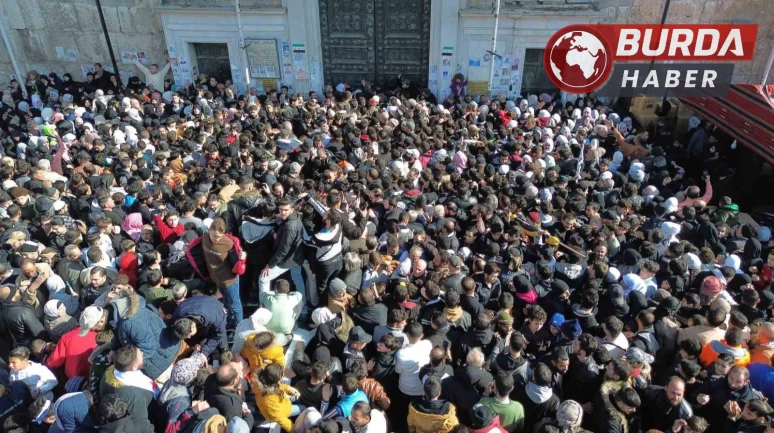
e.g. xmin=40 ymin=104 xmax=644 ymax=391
xmin=0 ymin=60 xmax=772 ymax=433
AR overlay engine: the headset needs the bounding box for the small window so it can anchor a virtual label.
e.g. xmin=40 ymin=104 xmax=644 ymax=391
xmin=520 ymin=48 xmax=559 ymax=97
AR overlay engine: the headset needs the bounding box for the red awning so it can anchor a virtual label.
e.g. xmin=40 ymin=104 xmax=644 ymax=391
xmin=679 ymin=84 xmax=774 ymax=164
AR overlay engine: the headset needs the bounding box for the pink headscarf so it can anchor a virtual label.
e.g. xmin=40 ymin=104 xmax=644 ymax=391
xmin=122 ymin=213 xmax=144 ymax=240
xmin=453 ymin=151 xmax=468 ymax=174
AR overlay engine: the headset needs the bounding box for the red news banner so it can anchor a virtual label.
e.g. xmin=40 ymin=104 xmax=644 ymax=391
xmin=596 ymin=24 xmax=758 ymax=62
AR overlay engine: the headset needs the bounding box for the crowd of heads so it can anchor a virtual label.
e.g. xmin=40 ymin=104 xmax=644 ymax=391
xmin=0 ymin=63 xmax=772 ymax=433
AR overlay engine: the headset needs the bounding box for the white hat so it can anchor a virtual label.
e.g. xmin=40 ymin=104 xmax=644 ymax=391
xmin=684 ymin=253 xmax=701 ymax=270
xmin=53 ymin=200 xmax=66 ymax=212
xmin=79 ymin=306 xmax=104 ymax=336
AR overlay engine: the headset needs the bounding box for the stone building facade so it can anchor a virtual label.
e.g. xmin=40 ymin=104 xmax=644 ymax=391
xmin=0 ymin=0 xmax=772 ymax=97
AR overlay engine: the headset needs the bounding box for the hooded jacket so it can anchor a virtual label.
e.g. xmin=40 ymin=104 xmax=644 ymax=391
xmin=407 ymin=399 xmax=459 ymax=433
xmin=240 ymin=336 xmax=284 ymax=372
xmin=490 ymin=351 xmax=531 ymax=389
xmin=452 ymin=328 xmax=497 ymax=365
xmin=225 ymin=189 xmax=264 ymax=234
xmin=49 ymin=392 xmax=96 ymax=433
xmin=631 ymin=325 xmax=660 ymax=357
xmin=109 ymin=291 xmax=181 ymax=379
xmin=240 ymin=215 xmax=275 ymax=270
xmin=253 ymin=382 xmax=294 ymax=432
xmin=232 ymin=308 xmax=272 ymax=353
xmin=592 ymin=390 xmax=634 ymax=433
xmin=698 ymin=339 xmax=750 ymax=368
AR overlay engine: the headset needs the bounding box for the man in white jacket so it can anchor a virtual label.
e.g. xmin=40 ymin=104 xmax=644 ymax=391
xmin=395 ymin=321 xmax=432 ymax=397
xmin=133 ymin=59 xmax=170 ymax=92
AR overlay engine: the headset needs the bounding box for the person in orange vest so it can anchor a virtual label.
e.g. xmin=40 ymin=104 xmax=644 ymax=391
xmin=751 ymin=323 xmax=774 ymax=366
xmin=699 ymin=327 xmax=750 ymax=368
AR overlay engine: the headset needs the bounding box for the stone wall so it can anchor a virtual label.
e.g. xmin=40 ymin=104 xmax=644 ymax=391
xmin=160 ymin=0 xmax=282 ymax=9
xmin=2 ymin=0 xmax=773 ymax=91
xmin=0 ymin=0 xmax=166 ymax=88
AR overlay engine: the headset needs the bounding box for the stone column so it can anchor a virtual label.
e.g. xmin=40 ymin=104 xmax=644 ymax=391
xmin=428 ymin=0 xmax=460 ymax=99
xmin=286 ymin=0 xmax=324 ymax=94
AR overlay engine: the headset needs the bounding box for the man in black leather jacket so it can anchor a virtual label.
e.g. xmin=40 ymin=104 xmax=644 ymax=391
xmin=0 ymin=284 xmax=47 ymax=362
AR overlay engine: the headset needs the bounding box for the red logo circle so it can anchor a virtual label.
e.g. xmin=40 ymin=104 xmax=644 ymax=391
xmin=543 ymin=25 xmax=614 ymax=94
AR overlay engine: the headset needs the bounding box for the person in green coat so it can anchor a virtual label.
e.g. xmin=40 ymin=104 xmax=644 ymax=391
xmin=480 ymin=371 xmax=525 ymax=433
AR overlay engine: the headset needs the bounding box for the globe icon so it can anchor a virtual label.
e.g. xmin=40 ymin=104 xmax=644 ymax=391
xmin=548 ymin=30 xmax=608 ymax=89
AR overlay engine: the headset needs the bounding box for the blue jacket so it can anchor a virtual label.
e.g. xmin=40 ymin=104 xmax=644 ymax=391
xmin=110 ymin=292 xmax=181 ymax=379
xmin=0 ymin=380 xmax=31 ymax=426
xmin=335 ymin=389 xmax=369 ymax=418
xmin=172 ymin=295 xmax=226 ymax=356
xmin=749 ymin=363 xmax=774 ymax=401
xmin=48 ymin=392 xmax=96 ymax=433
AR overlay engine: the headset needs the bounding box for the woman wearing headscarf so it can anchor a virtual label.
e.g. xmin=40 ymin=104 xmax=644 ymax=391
xmin=43 ymin=299 xmax=78 ymax=343
xmin=232 ymin=308 xmax=273 ymax=354
xmin=741 ymin=224 xmax=762 ymax=268
xmin=697 ymin=214 xmax=725 ymax=255
xmin=535 ymin=399 xmax=590 ymax=433
xmin=61 ymin=73 xmax=82 ymax=105
xmin=121 ymin=213 xmax=144 ymax=242
xmin=158 ymin=352 xmax=208 ymax=430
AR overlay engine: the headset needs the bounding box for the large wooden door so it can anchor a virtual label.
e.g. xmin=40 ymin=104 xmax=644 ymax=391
xmin=319 ymin=0 xmax=430 ymax=89
xmin=193 ymin=43 xmax=232 ymax=83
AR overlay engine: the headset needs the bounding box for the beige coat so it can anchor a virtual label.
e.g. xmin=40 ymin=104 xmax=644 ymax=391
xmin=677 ymin=325 xmax=726 ymax=347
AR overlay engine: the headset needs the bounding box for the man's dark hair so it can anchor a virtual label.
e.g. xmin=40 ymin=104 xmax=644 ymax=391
xmin=707 ymin=307 xmax=726 ymax=327
xmin=509 ymin=331 xmax=526 ymax=354
xmin=615 ymin=386 xmax=641 ymax=408
xmin=745 ymin=399 xmax=771 ymax=419
xmin=311 ymin=360 xmax=328 ymax=381
xmin=342 ymin=373 xmax=359 ymax=394
xmin=724 ymin=327 xmax=744 ymax=347
xmin=424 ymin=376 xmax=442 ymax=400
xmin=603 ymin=316 xmax=623 ymax=338
xmin=577 ymin=333 xmax=598 ymax=356
xmin=533 ymin=363 xmax=553 ymax=387
xmin=473 ymin=315 xmax=491 ymax=331
xmin=608 ymin=359 xmax=633 ymax=380
xmin=173 ymin=318 xmax=196 ymax=339
xmin=552 ymin=347 xmax=570 ymax=362
xmin=350 ymin=360 xmax=368 ymax=380
xmin=159 ymin=299 xmax=178 ymax=316
xmin=113 ymin=344 xmax=140 ymax=372
xmin=680 ymin=338 xmax=702 ymax=358
xmin=494 ymin=371 xmax=515 ymax=396
xmin=580 ymin=290 xmax=599 ymax=309
xmin=277 ymin=197 xmax=294 ymax=209
xmin=351 ymin=401 xmax=372 ymax=419
xmin=636 ymin=310 xmax=655 ymax=328
xmin=729 ymin=310 xmax=748 ymax=329
xmin=406 ymin=321 xmax=423 ymax=339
